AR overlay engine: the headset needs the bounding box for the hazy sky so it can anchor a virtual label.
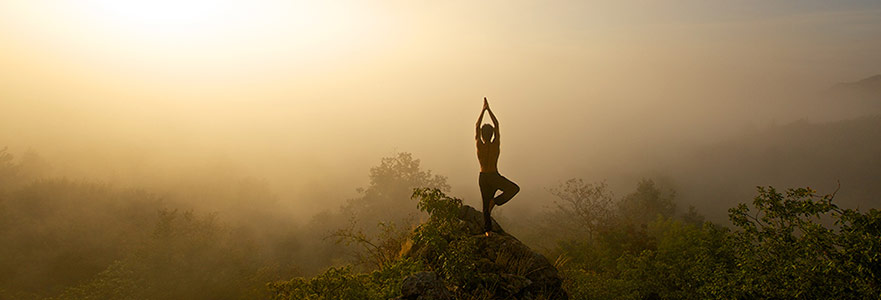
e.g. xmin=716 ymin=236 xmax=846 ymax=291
xmin=2 ymin=0 xmax=880 ymax=216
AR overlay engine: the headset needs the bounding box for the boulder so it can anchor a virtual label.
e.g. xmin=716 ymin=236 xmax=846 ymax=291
xmin=402 ymin=204 xmax=568 ymax=300
xmin=457 ymin=205 xmax=507 ymax=235
xmin=474 ymin=232 xmax=567 ymax=299
xmin=395 ymin=271 xmax=452 ymax=300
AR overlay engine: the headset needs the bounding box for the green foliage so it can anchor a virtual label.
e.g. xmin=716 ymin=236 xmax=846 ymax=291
xmin=410 ymin=188 xmax=475 ymax=284
xmin=272 ymin=188 xmax=549 ymax=300
xmin=343 ymin=153 xmax=450 ymax=227
xmin=724 ymin=186 xmax=881 ymax=298
xmin=559 ymin=217 xmax=732 ymax=300
xmin=268 ymin=258 xmax=424 ymax=300
xmin=414 ymin=187 xmax=462 ymax=219
xmin=557 ymin=183 xmax=881 ymax=299
xmin=546 ymin=179 xmax=615 ymax=240
xmin=547 ymin=179 xmax=685 ymax=272
xmin=0 ymin=179 xmax=160 ymax=297
xmin=618 ymin=179 xmax=677 ymax=226
xmin=560 ymin=269 xmax=632 ymax=300
xmin=268 ymin=187 xmax=465 ymax=300
xmin=331 ymin=219 xmax=412 ymax=269
xmin=55 ymin=209 xmax=279 ymax=300
xmin=410 ymin=188 xmax=544 ymax=297
xmin=618 ymin=219 xmax=733 ymax=299
xmin=295 ymin=152 xmax=449 ymax=274
xmin=268 ymin=266 xmax=373 ymax=300
xmin=4 ymin=146 xmax=881 ymax=299
xmin=270 ymin=178 xmax=881 ymax=300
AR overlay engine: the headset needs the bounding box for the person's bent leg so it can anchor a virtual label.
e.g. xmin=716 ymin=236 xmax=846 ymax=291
xmin=492 ymin=175 xmax=520 ymax=206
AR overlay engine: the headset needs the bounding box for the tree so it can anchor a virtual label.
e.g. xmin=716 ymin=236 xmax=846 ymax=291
xmin=0 ymin=147 xmax=18 ymax=192
xmin=331 ymin=219 xmax=412 ymax=269
xmin=546 ymin=179 xmax=615 ymax=241
xmin=332 ymin=153 xmax=449 ymax=269
xmin=618 ymin=179 xmax=676 ymax=227
xmin=295 ymin=153 xmax=449 ymax=274
xmin=342 ymin=152 xmax=450 ymax=227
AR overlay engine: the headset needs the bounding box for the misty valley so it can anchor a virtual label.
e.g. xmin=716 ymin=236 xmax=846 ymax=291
xmin=3 ymin=1 xmax=881 ymax=299
xmin=1 ymin=112 xmax=880 ymax=299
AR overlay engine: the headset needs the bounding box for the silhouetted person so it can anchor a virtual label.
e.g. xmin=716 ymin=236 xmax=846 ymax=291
xmin=476 ymin=97 xmax=519 ymax=236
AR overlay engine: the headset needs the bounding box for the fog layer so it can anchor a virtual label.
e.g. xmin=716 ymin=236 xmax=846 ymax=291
xmin=2 ymin=0 xmax=880 ymax=220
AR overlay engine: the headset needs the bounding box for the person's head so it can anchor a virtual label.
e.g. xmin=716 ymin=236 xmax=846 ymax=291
xmin=481 ymin=124 xmax=494 ymax=142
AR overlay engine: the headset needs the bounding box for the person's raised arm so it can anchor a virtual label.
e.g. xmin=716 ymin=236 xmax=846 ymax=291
xmin=486 ymin=99 xmax=500 ymax=143
xmin=476 ymin=98 xmax=487 ymax=142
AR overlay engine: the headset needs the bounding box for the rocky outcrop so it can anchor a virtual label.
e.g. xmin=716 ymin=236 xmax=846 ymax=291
xmin=395 ymin=271 xmax=452 ymax=300
xmin=457 ymin=205 xmax=507 ymax=235
xmin=400 ymin=205 xmax=568 ymax=300
xmin=473 ymin=233 xmax=567 ymax=299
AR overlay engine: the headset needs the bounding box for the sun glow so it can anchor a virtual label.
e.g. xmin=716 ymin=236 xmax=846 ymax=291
xmin=91 ymin=0 xmax=238 ymax=36
xmin=83 ymin=0 xmax=381 ymax=50
xmin=1 ymin=0 xmax=391 ymax=83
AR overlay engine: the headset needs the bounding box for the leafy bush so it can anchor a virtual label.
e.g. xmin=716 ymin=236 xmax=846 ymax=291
xmin=557 ymin=184 xmax=881 ymax=300
xmin=331 ymin=220 xmax=413 ymax=270
xmin=269 ymin=188 xmax=463 ymax=300
xmin=268 ymin=257 xmax=424 ymax=300
xmin=294 ymin=152 xmax=449 ymax=274
xmin=342 ymin=153 xmax=450 ymax=234
xmin=559 ymin=217 xmax=731 ymax=300
xmin=723 ymin=186 xmax=881 ymax=298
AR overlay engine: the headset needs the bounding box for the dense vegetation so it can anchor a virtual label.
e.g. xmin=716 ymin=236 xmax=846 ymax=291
xmin=269 ymin=180 xmax=881 ymax=299
xmin=0 ymin=149 xmax=299 ymax=299
xmin=1 ymin=147 xmax=879 ymax=299
xmin=550 ymin=182 xmax=880 ymax=299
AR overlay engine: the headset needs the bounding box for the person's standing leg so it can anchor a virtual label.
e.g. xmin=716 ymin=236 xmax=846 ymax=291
xmin=479 ymin=173 xmax=496 ymax=233
xmin=492 ymin=174 xmax=520 ymax=206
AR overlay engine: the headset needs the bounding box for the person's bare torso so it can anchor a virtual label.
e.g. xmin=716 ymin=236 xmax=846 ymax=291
xmin=477 ymin=141 xmax=500 ymax=173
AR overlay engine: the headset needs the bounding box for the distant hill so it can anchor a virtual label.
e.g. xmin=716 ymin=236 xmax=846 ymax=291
xmin=832 ymin=74 xmax=881 ymax=99
xmin=809 ymin=74 xmax=881 ymax=121
xmin=674 ymin=115 xmax=881 ymax=222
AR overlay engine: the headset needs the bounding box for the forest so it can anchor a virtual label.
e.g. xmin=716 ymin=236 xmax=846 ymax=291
xmin=1 ymin=143 xmax=879 ymax=299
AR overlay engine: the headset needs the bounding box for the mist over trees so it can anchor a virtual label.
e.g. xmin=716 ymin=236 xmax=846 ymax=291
xmin=0 ymin=148 xmax=300 ymax=299
xmin=0 ymin=149 xmax=451 ymax=299
xmin=269 ymin=180 xmax=881 ymax=299
xmin=2 ymin=108 xmax=881 ymax=299
xmin=2 ymin=0 xmax=880 ymax=297
xmin=2 ymin=133 xmax=881 ymax=299
xmin=672 ymin=115 xmax=881 ymax=221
